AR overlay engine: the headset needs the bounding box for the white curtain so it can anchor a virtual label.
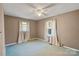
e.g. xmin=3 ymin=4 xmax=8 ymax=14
xmin=44 ymin=19 xmax=62 ymax=47
xmin=18 ymin=20 xmax=30 ymax=43
xmin=44 ymin=21 xmax=48 ymax=42
xmin=51 ymin=19 xmax=61 ymax=46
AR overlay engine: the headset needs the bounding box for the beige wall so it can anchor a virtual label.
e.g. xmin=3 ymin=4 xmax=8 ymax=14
xmin=37 ymin=20 xmax=45 ymax=39
xmin=37 ymin=10 xmax=79 ymax=49
xmin=56 ymin=10 xmax=79 ymax=49
xmin=0 ymin=4 xmax=5 ymax=56
xmin=30 ymin=21 xmax=37 ymax=39
xmin=5 ymin=15 xmax=19 ymax=44
xmin=4 ymin=15 xmax=37 ymax=44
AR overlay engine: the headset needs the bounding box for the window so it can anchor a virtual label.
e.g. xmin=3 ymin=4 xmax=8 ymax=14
xmin=48 ymin=29 xmax=52 ymax=35
xmin=20 ymin=21 xmax=28 ymax=32
xmin=46 ymin=20 xmax=53 ymax=36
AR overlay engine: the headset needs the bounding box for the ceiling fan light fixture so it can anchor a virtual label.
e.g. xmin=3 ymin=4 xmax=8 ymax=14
xmin=28 ymin=4 xmax=55 ymax=17
xmin=35 ymin=8 xmax=44 ymax=16
xmin=37 ymin=13 xmax=42 ymax=16
xmin=35 ymin=11 xmax=42 ymax=16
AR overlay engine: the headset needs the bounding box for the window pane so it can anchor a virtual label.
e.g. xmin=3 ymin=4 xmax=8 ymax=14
xmin=48 ymin=29 xmax=52 ymax=35
xmin=20 ymin=21 xmax=28 ymax=32
xmin=22 ymin=22 xmax=27 ymax=25
xmin=22 ymin=25 xmax=27 ymax=31
xmin=46 ymin=20 xmax=53 ymax=36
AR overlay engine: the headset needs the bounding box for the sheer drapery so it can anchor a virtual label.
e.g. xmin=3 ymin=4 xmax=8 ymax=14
xmin=51 ymin=19 xmax=61 ymax=46
xmin=44 ymin=19 xmax=62 ymax=47
xmin=17 ymin=20 xmax=30 ymax=43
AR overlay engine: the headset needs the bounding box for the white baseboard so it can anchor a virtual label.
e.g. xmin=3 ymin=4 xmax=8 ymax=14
xmin=29 ymin=38 xmax=41 ymax=40
xmin=6 ymin=42 xmax=16 ymax=46
xmin=63 ymin=46 xmax=79 ymax=52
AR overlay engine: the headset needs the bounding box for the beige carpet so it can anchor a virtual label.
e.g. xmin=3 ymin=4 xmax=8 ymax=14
xmin=6 ymin=40 xmax=79 ymax=56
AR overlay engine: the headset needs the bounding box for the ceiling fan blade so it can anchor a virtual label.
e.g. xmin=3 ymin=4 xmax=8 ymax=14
xmin=27 ymin=4 xmax=36 ymax=9
xmin=42 ymin=4 xmax=55 ymax=10
xmin=42 ymin=12 xmax=47 ymax=16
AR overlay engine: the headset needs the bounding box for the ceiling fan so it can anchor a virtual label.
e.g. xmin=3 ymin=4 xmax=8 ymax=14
xmin=27 ymin=4 xmax=55 ymax=16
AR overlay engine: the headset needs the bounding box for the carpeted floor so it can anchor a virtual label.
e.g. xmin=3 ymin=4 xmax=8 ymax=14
xmin=6 ymin=40 xmax=79 ymax=56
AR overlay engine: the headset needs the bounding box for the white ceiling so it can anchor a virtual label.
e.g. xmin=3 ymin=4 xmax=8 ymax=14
xmin=2 ymin=3 xmax=79 ymax=20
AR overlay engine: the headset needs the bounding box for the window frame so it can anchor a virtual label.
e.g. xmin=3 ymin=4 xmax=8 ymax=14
xmin=20 ymin=21 xmax=28 ymax=32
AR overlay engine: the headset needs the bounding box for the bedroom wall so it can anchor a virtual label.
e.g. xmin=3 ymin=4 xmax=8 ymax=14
xmin=37 ymin=10 xmax=79 ymax=49
xmin=30 ymin=21 xmax=38 ymax=39
xmin=4 ymin=15 xmax=19 ymax=44
xmin=0 ymin=4 xmax=5 ymax=56
xmin=4 ymin=15 xmax=37 ymax=44
xmin=56 ymin=10 xmax=79 ymax=49
xmin=37 ymin=19 xmax=46 ymax=39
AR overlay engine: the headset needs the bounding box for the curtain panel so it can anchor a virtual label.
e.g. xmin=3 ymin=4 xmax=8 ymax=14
xmin=51 ymin=18 xmax=62 ymax=46
xmin=44 ymin=18 xmax=62 ymax=47
xmin=17 ymin=20 xmax=30 ymax=43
